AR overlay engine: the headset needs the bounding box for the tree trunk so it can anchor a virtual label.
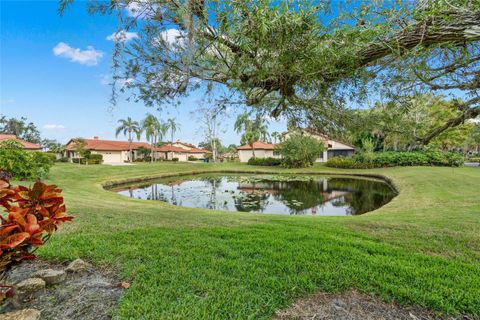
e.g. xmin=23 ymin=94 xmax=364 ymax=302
xmin=212 ymin=139 xmax=217 ymax=162
xmin=128 ymin=129 xmax=133 ymax=163
xmin=151 ymin=137 xmax=154 ymax=164
xmin=419 ymin=104 xmax=480 ymax=146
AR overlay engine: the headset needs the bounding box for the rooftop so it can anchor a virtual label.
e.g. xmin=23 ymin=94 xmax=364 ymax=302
xmin=237 ymin=141 xmax=276 ymax=150
xmin=65 ymin=137 xmax=151 ymax=151
xmin=0 ymin=134 xmax=42 ymax=150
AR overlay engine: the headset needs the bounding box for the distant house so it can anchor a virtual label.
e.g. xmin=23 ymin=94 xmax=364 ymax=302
xmin=157 ymin=140 xmax=211 ymax=161
xmin=237 ymin=141 xmax=280 ymax=163
xmin=64 ymin=137 xmax=151 ymax=164
xmin=236 ymin=129 xmax=355 ymax=163
xmin=283 ymin=128 xmax=355 ymax=162
xmin=0 ymin=134 xmax=42 ymax=151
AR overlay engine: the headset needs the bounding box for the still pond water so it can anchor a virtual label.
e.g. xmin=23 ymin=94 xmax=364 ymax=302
xmin=112 ymin=174 xmax=396 ymax=216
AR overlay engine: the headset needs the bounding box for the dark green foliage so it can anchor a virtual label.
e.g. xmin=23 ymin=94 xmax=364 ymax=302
xmin=0 ymin=144 xmax=53 ymax=180
xmin=326 ymin=151 xmax=464 ymax=168
xmin=352 ymin=132 xmax=384 ymax=151
xmin=58 ymin=157 xmax=69 ymax=163
xmin=247 ymin=157 xmax=282 ymax=166
xmin=87 ymin=154 xmax=103 ymax=164
xmin=172 ymin=157 xmax=179 ymax=162
xmin=188 ymin=156 xmax=197 ymax=161
xmin=137 ymin=146 xmax=151 ymax=158
xmin=44 ymin=152 xmax=57 ymax=162
xmin=275 ymin=134 xmax=324 ymax=168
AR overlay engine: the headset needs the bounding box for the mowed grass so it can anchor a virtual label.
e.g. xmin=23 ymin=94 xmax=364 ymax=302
xmin=35 ymin=162 xmax=479 ymax=319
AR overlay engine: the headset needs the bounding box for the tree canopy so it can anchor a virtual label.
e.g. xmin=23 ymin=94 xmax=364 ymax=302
xmin=61 ymin=0 xmax=480 ymax=145
xmin=0 ymin=116 xmax=41 ymax=143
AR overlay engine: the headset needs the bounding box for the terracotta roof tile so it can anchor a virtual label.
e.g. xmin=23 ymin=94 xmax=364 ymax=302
xmin=0 ymin=134 xmax=42 ymax=150
xmin=66 ymin=138 xmax=151 ymax=151
xmin=237 ymin=141 xmax=276 ymax=150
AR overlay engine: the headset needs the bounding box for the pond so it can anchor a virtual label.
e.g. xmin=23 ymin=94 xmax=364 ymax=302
xmin=111 ymin=174 xmax=397 ymax=216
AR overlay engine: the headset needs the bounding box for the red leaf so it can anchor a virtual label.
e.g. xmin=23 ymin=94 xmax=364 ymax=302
xmin=0 ymin=232 xmax=30 ymax=249
xmin=25 ymin=214 xmax=40 ymax=235
xmin=0 ymin=225 xmax=18 ymax=236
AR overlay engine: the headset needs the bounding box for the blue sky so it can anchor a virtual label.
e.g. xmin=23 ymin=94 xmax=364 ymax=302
xmin=0 ymin=1 xmax=286 ymax=145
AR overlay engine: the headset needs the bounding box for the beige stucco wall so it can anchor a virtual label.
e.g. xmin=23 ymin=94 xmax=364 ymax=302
xmin=238 ymin=149 xmax=280 ymax=162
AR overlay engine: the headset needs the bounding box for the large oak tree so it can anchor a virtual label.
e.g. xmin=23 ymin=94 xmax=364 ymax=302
xmin=62 ymin=0 xmax=480 ymax=144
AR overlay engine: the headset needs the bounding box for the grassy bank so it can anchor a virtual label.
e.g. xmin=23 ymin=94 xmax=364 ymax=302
xmin=36 ymin=163 xmax=479 ymax=319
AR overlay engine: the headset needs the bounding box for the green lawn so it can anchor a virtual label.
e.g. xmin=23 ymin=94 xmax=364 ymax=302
xmin=37 ymin=162 xmax=479 ymax=319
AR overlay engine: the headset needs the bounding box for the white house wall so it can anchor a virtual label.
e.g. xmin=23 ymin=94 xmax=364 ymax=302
xmin=238 ymin=149 xmax=280 ymax=162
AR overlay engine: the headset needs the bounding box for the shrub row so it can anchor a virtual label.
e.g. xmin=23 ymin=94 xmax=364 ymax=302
xmin=247 ymin=157 xmax=282 ymax=166
xmin=326 ymin=151 xmax=464 ymax=169
xmin=71 ymin=153 xmax=103 ymax=165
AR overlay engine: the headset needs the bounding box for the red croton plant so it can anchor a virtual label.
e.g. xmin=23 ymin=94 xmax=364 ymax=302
xmin=0 ymin=169 xmax=73 ymax=300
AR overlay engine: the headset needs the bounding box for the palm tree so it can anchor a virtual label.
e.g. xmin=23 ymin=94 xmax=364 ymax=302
xmin=157 ymin=121 xmax=168 ymax=146
xmin=116 ymin=117 xmax=141 ymax=163
xmin=142 ymin=114 xmax=160 ymax=163
xmin=234 ymin=113 xmax=267 ymax=158
xmin=271 ymin=131 xmax=280 ymax=144
xmin=166 ymin=118 xmax=180 ymax=144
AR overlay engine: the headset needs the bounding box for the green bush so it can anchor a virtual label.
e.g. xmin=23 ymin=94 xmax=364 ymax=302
xmin=326 ymin=151 xmax=464 ymax=169
xmin=44 ymin=152 xmax=58 ymax=162
xmin=467 ymin=156 xmax=480 ymax=163
xmin=188 ymin=155 xmax=197 ymax=161
xmin=0 ymin=148 xmax=54 ymax=180
xmin=247 ymin=157 xmax=282 ymax=166
xmin=275 ymin=133 xmax=324 ymax=168
xmin=87 ymin=154 xmax=103 ymax=164
xmin=172 ymin=157 xmax=179 ymax=162
xmin=58 ymin=157 xmax=69 ymax=163
xmin=323 ymin=157 xmax=357 ymax=168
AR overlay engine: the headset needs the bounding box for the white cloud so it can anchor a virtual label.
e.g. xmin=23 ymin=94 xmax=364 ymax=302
xmin=106 ymin=30 xmax=138 ymax=43
xmin=43 ymin=124 xmax=65 ymax=130
xmin=53 ymin=42 xmax=103 ymax=66
xmin=125 ymin=1 xmax=157 ymax=18
xmin=152 ymin=29 xmax=186 ymax=49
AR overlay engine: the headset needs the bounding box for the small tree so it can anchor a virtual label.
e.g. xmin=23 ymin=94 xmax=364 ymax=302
xmin=276 ymin=133 xmax=323 ymax=168
xmin=72 ymin=138 xmax=87 ymax=163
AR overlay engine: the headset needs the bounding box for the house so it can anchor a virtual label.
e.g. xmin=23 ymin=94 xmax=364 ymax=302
xmin=156 ymin=140 xmax=211 ymax=161
xmin=237 ymin=141 xmax=280 ymax=163
xmin=0 ymin=134 xmax=42 ymax=151
xmin=283 ymin=128 xmax=355 ymax=162
xmin=64 ymin=137 xmax=151 ymax=164
xmin=236 ymin=129 xmax=355 ymax=163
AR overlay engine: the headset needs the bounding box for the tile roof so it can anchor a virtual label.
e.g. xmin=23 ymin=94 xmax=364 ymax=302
xmin=0 ymin=134 xmax=42 ymax=150
xmin=156 ymin=144 xmax=211 ymax=153
xmin=66 ymin=138 xmax=151 ymax=151
xmin=174 ymin=141 xmax=196 ymax=148
xmin=237 ymin=141 xmax=276 ymax=150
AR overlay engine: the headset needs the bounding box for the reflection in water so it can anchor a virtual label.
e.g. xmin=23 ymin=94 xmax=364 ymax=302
xmin=112 ymin=174 xmax=396 ymax=216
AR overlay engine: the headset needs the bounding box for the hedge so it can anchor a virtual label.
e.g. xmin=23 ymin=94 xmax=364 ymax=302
xmin=247 ymin=157 xmax=282 ymax=166
xmin=326 ymin=151 xmax=464 ymax=169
